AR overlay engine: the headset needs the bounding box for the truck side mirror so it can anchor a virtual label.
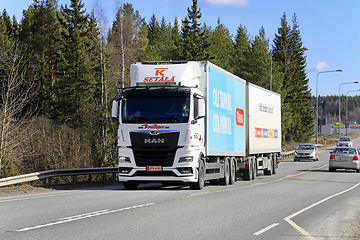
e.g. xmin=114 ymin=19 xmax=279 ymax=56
xmin=197 ymin=98 xmax=205 ymax=119
xmin=112 ymin=100 xmax=119 ymax=119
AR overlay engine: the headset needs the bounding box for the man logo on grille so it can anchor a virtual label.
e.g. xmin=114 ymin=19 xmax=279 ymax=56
xmin=144 ymin=139 xmax=165 ymax=144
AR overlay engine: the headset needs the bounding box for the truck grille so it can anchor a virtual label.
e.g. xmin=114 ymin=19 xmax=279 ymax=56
xmin=130 ymin=131 xmax=180 ymax=167
xmin=132 ymin=147 xmax=177 ymax=167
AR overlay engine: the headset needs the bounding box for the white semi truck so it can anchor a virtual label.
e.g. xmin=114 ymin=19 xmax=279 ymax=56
xmin=112 ymin=61 xmax=281 ymax=190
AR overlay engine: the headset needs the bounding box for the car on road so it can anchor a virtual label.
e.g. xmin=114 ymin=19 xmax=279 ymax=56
xmin=336 ymin=136 xmax=353 ymax=147
xmin=294 ymin=143 xmax=319 ymax=161
xmin=329 ymin=147 xmax=360 ymax=172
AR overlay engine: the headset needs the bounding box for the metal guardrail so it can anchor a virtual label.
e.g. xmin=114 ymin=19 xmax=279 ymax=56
xmin=282 ymin=150 xmax=295 ymax=158
xmin=0 ymin=167 xmax=118 ymax=187
xmin=1 ymin=151 xmax=295 ymax=188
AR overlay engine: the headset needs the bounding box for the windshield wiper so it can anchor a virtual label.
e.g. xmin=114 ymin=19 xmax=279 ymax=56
xmin=123 ymin=117 xmax=150 ymax=123
xmin=155 ymin=117 xmax=183 ymax=123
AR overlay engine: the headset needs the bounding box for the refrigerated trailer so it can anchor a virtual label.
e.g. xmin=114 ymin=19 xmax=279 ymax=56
xmin=111 ymin=61 xmax=281 ymax=190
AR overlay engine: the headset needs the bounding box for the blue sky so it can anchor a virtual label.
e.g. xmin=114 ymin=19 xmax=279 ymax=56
xmin=2 ymin=0 xmax=360 ymax=97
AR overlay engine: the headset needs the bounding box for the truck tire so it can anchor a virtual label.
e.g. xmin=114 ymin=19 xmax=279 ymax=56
xmin=190 ymin=161 xmax=205 ymax=190
xmin=264 ymin=157 xmax=272 ymax=175
xmin=252 ymin=159 xmax=256 ymax=180
xmin=219 ymin=158 xmax=230 ymax=185
xmin=229 ymin=158 xmax=236 ymax=185
xmin=123 ymin=181 xmax=139 ymax=190
xmin=242 ymin=159 xmax=253 ymax=181
xmin=272 ymin=156 xmax=276 ymax=175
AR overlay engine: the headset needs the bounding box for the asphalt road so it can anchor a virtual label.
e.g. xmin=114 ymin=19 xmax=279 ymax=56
xmin=1 ymin=140 xmax=360 ymax=240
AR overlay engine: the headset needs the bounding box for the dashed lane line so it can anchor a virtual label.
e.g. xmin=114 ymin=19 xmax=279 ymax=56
xmin=16 ymin=203 xmax=154 ymax=232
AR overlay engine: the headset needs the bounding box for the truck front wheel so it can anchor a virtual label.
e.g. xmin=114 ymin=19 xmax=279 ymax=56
xmin=190 ymin=161 xmax=205 ymax=190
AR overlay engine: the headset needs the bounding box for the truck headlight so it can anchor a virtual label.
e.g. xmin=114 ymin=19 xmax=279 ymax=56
xmin=119 ymin=156 xmax=131 ymax=163
xmin=179 ymin=156 xmax=193 ymax=163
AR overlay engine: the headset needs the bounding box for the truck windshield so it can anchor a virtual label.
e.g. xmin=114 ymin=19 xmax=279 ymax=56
xmin=121 ymin=86 xmax=191 ymax=124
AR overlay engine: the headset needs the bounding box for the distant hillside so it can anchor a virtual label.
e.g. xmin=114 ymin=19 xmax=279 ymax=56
xmin=311 ymin=95 xmax=360 ymax=124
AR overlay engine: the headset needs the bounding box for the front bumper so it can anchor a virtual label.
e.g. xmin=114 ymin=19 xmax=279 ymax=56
xmin=294 ymin=154 xmax=316 ymax=161
xmin=119 ymin=166 xmax=198 ymax=183
xmin=337 ymin=143 xmax=352 ymax=147
xmin=118 ymin=146 xmax=202 ymax=183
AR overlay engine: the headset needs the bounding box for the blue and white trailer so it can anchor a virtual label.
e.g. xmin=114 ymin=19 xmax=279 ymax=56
xmin=111 ymin=61 xmax=281 ymax=190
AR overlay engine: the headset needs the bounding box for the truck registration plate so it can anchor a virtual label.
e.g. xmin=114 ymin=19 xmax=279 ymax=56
xmin=146 ymin=166 xmax=162 ymax=171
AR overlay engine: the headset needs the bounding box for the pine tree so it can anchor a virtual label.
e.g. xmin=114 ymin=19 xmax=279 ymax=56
xmin=159 ymin=17 xmax=177 ymax=60
xmin=0 ymin=11 xmax=12 ymax=47
xmin=181 ymin=0 xmax=208 ymax=60
xmin=18 ymin=0 xmax=61 ymax=117
xmin=54 ymin=0 xmax=97 ymax=128
xmin=146 ymin=15 xmax=177 ymax=61
xmin=147 ymin=14 xmax=160 ymax=47
xmin=273 ymin=13 xmax=294 ymax=142
xmin=233 ymin=25 xmax=251 ymax=80
xmin=170 ymin=17 xmax=182 ymax=60
xmin=289 ymin=14 xmax=314 ymax=142
xmin=248 ymin=26 xmax=270 ymax=88
xmin=1 ymin=10 xmax=14 ymax=39
xmin=273 ymin=13 xmax=313 ymax=142
xmin=207 ymin=18 xmax=234 ymax=73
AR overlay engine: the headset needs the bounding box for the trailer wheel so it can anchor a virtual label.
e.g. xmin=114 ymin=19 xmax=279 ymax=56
xmin=123 ymin=181 xmax=139 ymax=190
xmin=242 ymin=159 xmax=253 ymax=181
xmin=272 ymin=155 xmax=277 ymax=174
xmin=190 ymin=160 xmax=205 ymax=190
xmin=264 ymin=157 xmax=272 ymax=175
xmin=219 ymin=158 xmax=230 ymax=185
xmin=252 ymin=159 xmax=256 ymax=180
xmin=229 ymin=158 xmax=236 ymax=185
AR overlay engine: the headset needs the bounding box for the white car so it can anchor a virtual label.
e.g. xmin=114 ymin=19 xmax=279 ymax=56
xmin=294 ymin=143 xmax=319 ymax=161
xmin=337 ymin=136 xmax=353 ymax=147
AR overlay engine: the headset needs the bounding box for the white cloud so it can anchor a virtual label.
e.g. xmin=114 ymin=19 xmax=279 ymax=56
xmin=205 ymin=0 xmax=249 ymax=6
xmin=309 ymin=61 xmax=331 ymax=72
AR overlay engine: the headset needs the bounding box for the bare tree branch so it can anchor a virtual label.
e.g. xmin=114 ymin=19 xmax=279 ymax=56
xmin=0 ymin=41 xmax=38 ymax=176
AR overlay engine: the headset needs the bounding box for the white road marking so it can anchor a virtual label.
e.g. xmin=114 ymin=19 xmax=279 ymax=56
xmin=284 ymin=182 xmax=360 ymax=239
xmin=16 ymin=203 xmax=154 ymax=232
xmin=253 ymin=223 xmax=279 ymax=235
xmin=0 ymin=190 xmax=84 ymax=203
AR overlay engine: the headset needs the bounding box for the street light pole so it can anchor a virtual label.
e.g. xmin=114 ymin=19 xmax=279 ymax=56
xmin=339 ymin=81 xmax=359 ymax=139
xmin=270 ymin=47 xmax=309 ymax=91
xmin=345 ymin=90 xmax=360 ymax=135
xmin=315 ymin=69 xmax=343 ymax=144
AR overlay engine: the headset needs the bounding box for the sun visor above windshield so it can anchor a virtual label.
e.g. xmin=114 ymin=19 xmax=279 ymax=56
xmin=130 ymin=61 xmax=201 ymax=87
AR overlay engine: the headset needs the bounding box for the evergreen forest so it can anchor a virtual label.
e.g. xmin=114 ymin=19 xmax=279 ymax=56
xmin=0 ymin=0 xmax=314 ymax=178
xmin=313 ymin=95 xmax=360 ymax=125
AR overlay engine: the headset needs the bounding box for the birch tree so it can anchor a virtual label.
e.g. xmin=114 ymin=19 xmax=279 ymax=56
xmin=0 ymin=41 xmax=38 ymax=177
